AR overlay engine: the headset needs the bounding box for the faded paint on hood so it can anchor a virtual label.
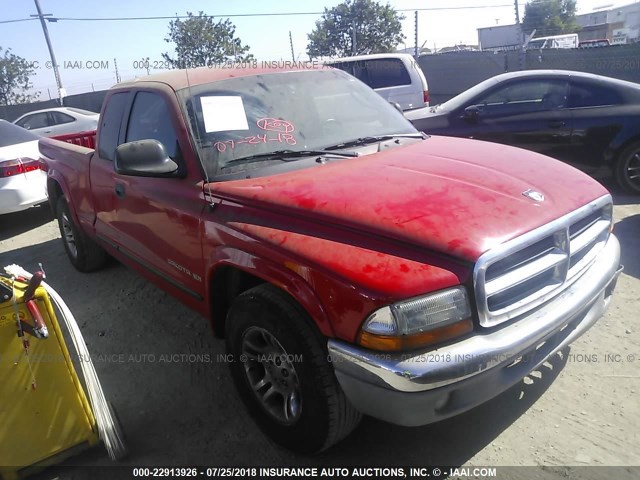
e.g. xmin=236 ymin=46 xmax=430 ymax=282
xmin=210 ymin=135 xmax=608 ymax=262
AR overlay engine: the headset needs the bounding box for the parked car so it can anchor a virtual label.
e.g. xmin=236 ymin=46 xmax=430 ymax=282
xmin=325 ymin=53 xmax=429 ymax=110
xmin=41 ymin=66 xmax=620 ymax=453
xmin=13 ymin=107 xmax=99 ymax=137
xmin=0 ymin=120 xmax=47 ymax=215
xmin=406 ymin=70 xmax=640 ymax=193
xmin=527 ymin=33 xmax=579 ymax=50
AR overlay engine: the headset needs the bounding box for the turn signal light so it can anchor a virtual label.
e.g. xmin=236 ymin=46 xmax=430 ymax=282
xmin=358 ymin=318 xmax=473 ymax=352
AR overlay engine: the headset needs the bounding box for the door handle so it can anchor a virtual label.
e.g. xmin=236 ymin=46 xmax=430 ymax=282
xmin=548 ymin=121 xmax=566 ymax=129
xmin=115 ymin=183 xmax=126 ymax=198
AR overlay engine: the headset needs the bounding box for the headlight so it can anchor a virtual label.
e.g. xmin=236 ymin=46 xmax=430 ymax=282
xmin=358 ymin=286 xmax=473 ymax=351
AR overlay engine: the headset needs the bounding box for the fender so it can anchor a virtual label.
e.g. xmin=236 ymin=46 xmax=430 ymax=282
xmin=611 ymin=133 xmax=640 ymax=164
xmin=46 ymin=169 xmax=82 ymax=228
xmin=40 ymin=137 xmax=96 ymax=234
xmin=207 ymin=246 xmax=336 ymax=338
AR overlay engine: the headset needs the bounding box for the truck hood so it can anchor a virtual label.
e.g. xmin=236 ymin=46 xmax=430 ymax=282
xmin=210 ymin=135 xmax=608 ymax=262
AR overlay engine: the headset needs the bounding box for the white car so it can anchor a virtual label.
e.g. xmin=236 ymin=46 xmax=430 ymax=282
xmin=13 ymin=107 xmax=99 ymax=137
xmin=0 ymin=120 xmax=47 ymax=215
xmin=324 ymin=53 xmax=430 ymax=111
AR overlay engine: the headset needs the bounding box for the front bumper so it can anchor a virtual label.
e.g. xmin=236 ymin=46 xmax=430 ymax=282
xmin=328 ymin=234 xmax=621 ymax=426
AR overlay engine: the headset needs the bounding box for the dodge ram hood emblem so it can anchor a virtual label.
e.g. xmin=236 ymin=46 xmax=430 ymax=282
xmin=522 ymin=189 xmax=545 ymax=202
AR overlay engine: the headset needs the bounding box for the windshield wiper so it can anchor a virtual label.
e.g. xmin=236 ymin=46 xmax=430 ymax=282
xmin=220 ymin=149 xmax=359 ymax=170
xmin=323 ymin=133 xmax=425 ymax=150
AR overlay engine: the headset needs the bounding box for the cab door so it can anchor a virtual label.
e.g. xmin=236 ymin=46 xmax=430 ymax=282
xmin=90 ymin=87 xmax=206 ymax=301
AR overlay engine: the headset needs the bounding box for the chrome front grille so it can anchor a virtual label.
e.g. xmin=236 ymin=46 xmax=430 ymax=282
xmin=474 ymin=195 xmax=613 ymax=327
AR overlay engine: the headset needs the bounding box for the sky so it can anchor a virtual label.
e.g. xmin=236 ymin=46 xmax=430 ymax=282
xmin=0 ymin=0 xmax=636 ymax=99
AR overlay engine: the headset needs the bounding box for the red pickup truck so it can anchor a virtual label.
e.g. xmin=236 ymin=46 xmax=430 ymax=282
xmin=41 ymin=66 xmax=622 ymax=453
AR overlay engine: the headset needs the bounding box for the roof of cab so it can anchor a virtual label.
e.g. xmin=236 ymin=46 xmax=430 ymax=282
xmin=117 ymin=66 xmax=319 ymax=91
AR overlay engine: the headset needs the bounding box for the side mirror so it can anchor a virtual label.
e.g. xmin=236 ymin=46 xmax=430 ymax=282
xmin=389 ymin=102 xmax=404 ymax=115
xmin=114 ymin=139 xmax=179 ymax=177
xmin=462 ymin=105 xmax=481 ymax=121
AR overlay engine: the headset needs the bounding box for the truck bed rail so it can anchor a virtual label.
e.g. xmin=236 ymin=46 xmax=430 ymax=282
xmin=51 ymin=130 xmax=97 ymax=149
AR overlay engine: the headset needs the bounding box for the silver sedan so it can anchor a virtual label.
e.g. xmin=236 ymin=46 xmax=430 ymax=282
xmin=13 ymin=107 xmax=99 ymax=137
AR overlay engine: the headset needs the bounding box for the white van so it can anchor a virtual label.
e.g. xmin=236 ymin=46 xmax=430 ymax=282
xmin=325 ymin=53 xmax=429 ymax=110
xmin=526 ymin=33 xmax=579 ymax=50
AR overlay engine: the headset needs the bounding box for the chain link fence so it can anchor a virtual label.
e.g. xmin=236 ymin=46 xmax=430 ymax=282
xmin=419 ymin=43 xmax=640 ymax=105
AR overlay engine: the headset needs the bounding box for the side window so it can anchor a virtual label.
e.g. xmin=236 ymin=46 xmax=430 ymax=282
xmin=51 ymin=111 xmax=75 ymax=125
xmin=18 ymin=113 xmax=50 ymax=130
xmin=364 ymin=59 xmax=411 ymax=88
xmin=474 ymin=80 xmax=567 ymax=115
xmin=126 ymin=92 xmax=179 ymax=159
xmin=567 ymin=82 xmax=622 ymax=108
xmin=329 ymin=62 xmax=354 ymax=76
xmin=97 ymin=92 xmax=128 ymax=161
xmin=352 ymin=61 xmax=369 ymax=84
xmin=15 ymin=117 xmax=29 ymax=128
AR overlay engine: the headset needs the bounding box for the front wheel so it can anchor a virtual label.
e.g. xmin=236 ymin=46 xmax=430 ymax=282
xmin=614 ymin=141 xmax=640 ymax=194
xmin=225 ymin=284 xmax=362 ymax=453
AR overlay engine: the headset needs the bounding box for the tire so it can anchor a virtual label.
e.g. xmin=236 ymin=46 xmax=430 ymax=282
xmin=56 ymin=196 xmax=107 ymax=272
xmin=614 ymin=141 xmax=640 ymax=194
xmin=225 ymin=284 xmax=362 ymax=453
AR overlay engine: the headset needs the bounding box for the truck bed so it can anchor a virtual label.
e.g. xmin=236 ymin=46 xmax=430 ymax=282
xmin=39 ymin=136 xmax=97 ymax=232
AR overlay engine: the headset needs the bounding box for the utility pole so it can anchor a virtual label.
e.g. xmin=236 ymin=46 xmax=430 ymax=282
xmin=414 ymin=11 xmax=419 ymax=60
xmin=352 ymin=20 xmax=357 ymax=54
xmin=289 ymin=31 xmax=295 ymax=62
xmin=32 ymin=0 xmax=64 ymax=104
xmin=515 ymin=0 xmax=525 ymax=70
xmin=114 ymin=58 xmax=121 ymax=83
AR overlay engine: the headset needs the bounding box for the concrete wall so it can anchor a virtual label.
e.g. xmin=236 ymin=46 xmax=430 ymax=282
xmin=418 ymin=43 xmax=640 ymax=105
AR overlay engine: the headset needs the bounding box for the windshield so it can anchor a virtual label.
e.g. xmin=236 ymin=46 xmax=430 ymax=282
xmin=0 ymin=120 xmax=39 ymax=147
xmin=527 ymin=39 xmax=545 ymax=50
xmin=178 ymin=69 xmax=417 ymax=177
xmin=436 ymin=76 xmax=502 ymax=112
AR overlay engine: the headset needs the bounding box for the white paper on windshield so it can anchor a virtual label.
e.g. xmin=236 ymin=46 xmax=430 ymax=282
xmin=200 ymin=96 xmax=249 ymax=132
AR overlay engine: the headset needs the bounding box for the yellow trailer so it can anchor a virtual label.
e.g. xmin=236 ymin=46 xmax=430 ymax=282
xmin=0 ymin=268 xmax=126 ymax=480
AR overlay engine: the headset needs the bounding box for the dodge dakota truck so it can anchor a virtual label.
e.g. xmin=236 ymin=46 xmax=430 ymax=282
xmin=41 ymin=66 xmax=622 ymax=453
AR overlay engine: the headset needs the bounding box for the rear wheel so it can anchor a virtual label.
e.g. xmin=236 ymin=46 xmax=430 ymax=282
xmin=225 ymin=284 xmax=361 ymax=453
xmin=56 ymin=196 xmax=107 ymax=272
xmin=614 ymin=141 xmax=640 ymax=194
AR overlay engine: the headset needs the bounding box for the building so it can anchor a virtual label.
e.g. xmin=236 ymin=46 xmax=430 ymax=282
xmin=477 ymin=1 xmax=639 ymax=51
xmin=477 ymin=24 xmax=522 ymax=51
xmin=576 ymin=2 xmax=640 ymax=44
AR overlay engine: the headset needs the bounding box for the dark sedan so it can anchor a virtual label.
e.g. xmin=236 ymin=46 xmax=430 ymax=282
xmin=406 ymin=70 xmax=640 ymax=193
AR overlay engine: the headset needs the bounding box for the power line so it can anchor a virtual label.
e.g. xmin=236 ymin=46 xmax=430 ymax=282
xmin=0 ymin=17 xmax=38 ymax=24
xmin=0 ymin=5 xmax=517 ymax=24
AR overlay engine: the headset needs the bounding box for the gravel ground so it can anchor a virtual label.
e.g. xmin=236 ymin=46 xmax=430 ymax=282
xmin=0 ymin=186 xmax=638 ymax=480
